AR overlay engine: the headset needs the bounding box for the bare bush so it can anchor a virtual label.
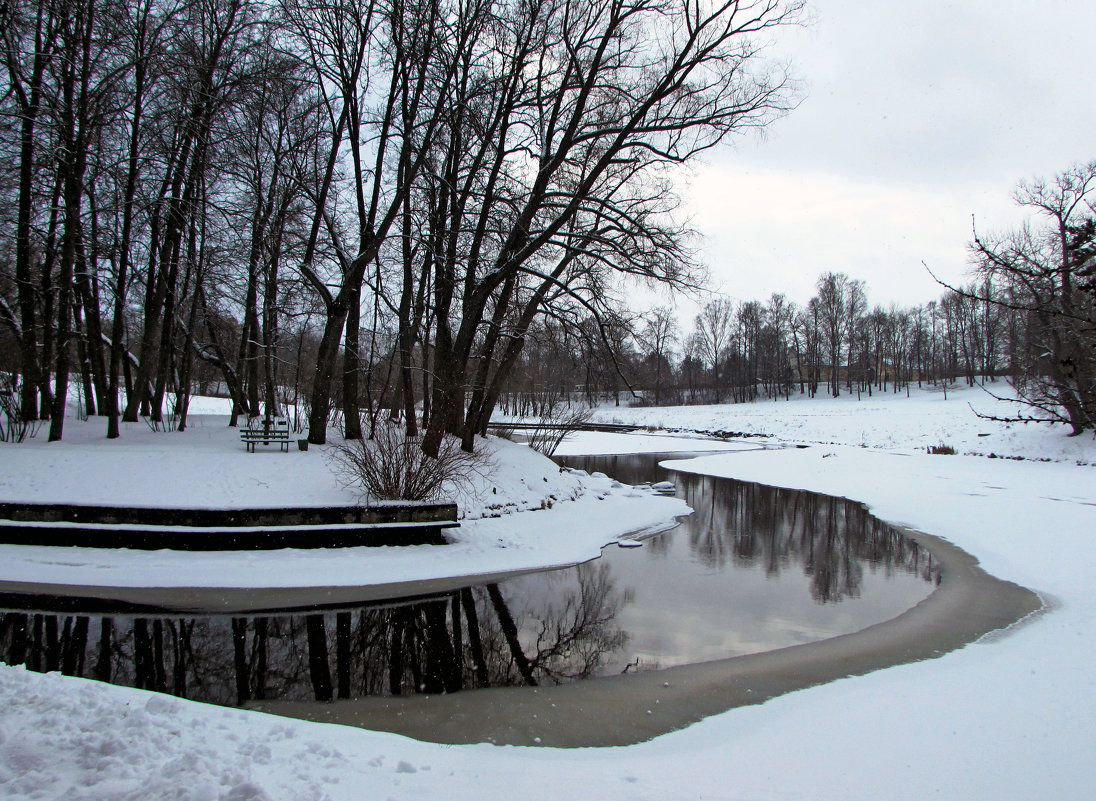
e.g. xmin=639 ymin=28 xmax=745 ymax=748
xmin=0 ymin=374 xmax=42 ymax=443
xmin=524 ymin=403 xmax=593 ymax=457
xmin=327 ymin=421 xmax=489 ymax=501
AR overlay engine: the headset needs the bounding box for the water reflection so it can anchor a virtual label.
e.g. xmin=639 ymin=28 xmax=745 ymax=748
xmin=0 ymin=453 xmax=937 ymax=706
xmin=0 ymin=573 xmax=624 ymax=705
xmin=564 ymin=453 xmax=939 ymax=604
xmin=683 ymin=476 xmax=936 ymax=603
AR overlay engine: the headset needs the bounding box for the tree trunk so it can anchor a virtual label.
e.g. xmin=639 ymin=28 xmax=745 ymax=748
xmin=11 ymin=5 xmax=54 ymax=421
xmin=231 ymin=617 xmax=251 ymax=704
xmin=486 ymin=584 xmax=536 ymax=686
xmin=307 ymin=303 xmax=348 ymax=443
xmin=460 ymin=588 xmax=488 ymax=687
xmin=336 ymin=612 xmax=352 ymax=699
xmin=95 ymin=617 xmax=112 ymax=682
xmin=342 ymin=282 xmax=362 ymax=439
xmin=106 ymin=19 xmax=149 ymax=439
xmin=48 ymin=140 xmax=84 ymax=440
xmin=306 ymin=614 xmax=333 ymax=701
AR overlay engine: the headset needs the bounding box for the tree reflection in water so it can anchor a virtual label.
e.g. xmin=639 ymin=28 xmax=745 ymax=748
xmin=563 ymin=453 xmax=939 ymax=604
xmin=0 ymin=566 xmax=628 ymax=706
xmin=681 ymin=476 xmax=937 ymax=603
xmin=0 ymin=456 xmax=937 ymax=708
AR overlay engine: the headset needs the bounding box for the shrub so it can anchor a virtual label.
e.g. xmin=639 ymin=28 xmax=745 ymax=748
xmin=523 ymin=403 xmax=593 ymax=457
xmin=0 ymin=373 xmax=42 ymax=443
xmin=327 ymin=420 xmax=488 ymax=501
xmin=927 ymin=443 xmax=957 ymax=455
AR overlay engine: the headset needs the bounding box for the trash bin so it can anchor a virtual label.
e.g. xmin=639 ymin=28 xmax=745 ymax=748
xmin=298 ymin=439 xmax=309 ymax=451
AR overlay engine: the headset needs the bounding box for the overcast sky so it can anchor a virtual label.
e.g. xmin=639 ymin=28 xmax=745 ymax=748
xmin=669 ymin=0 xmax=1096 ymax=319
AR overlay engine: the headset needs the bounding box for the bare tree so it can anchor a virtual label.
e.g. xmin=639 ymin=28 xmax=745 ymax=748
xmin=693 ymin=297 xmax=735 ymax=402
xmin=416 ymin=0 xmax=802 ymax=456
xmin=762 ymin=292 xmax=794 ymax=399
xmin=637 ymin=305 xmax=679 ymax=405
xmin=814 ymin=271 xmax=847 ymax=397
xmin=280 ymin=0 xmax=456 ymax=444
xmin=1 ymin=0 xmax=63 ymax=421
xmin=971 ymin=162 xmax=1096 ymax=433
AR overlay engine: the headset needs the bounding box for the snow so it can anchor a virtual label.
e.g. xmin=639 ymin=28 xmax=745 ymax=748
xmin=3 ymin=383 xmax=1096 ymax=800
xmin=583 ymin=381 xmax=1096 ymax=463
xmin=0 ymin=416 xmax=690 ymax=593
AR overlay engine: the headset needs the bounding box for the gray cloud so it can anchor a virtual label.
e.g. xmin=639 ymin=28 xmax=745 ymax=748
xmin=683 ymin=0 xmax=1095 ymax=310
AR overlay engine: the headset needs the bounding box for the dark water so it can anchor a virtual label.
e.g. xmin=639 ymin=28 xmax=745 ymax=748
xmin=0 ymin=453 xmax=937 ymax=705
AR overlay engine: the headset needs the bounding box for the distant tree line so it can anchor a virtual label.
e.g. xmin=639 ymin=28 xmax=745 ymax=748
xmin=496 ymin=269 xmax=1012 ymax=409
xmin=497 ymin=162 xmax=1096 ymax=434
xmin=0 ymin=0 xmax=803 ymax=450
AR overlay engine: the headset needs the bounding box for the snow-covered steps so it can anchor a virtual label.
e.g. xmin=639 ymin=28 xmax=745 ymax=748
xmin=0 ymin=501 xmax=458 ymax=550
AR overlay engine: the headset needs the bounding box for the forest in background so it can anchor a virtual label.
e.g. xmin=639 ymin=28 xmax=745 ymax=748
xmin=1 ymin=0 xmax=1093 ymax=448
xmin=0 ymin=0 xmax=803 ymax=450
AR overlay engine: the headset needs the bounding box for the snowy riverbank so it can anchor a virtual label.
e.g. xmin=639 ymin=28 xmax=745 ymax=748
xmin=583 ymin=379 xmax=1096 ymax=462
xmin=3 ymin=385 xmax=1096 ymax=800
xmin=0 ymin=412 xmax=697 ymax=594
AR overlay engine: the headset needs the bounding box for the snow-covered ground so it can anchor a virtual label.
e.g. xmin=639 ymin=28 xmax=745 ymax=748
xmin=3 ymin=383 xmax=1096 ymax=800
xmin=0 ymin=408 xmax=697 ymax=594
xmin=585 ymin=380 xmax=1096 ymax=463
